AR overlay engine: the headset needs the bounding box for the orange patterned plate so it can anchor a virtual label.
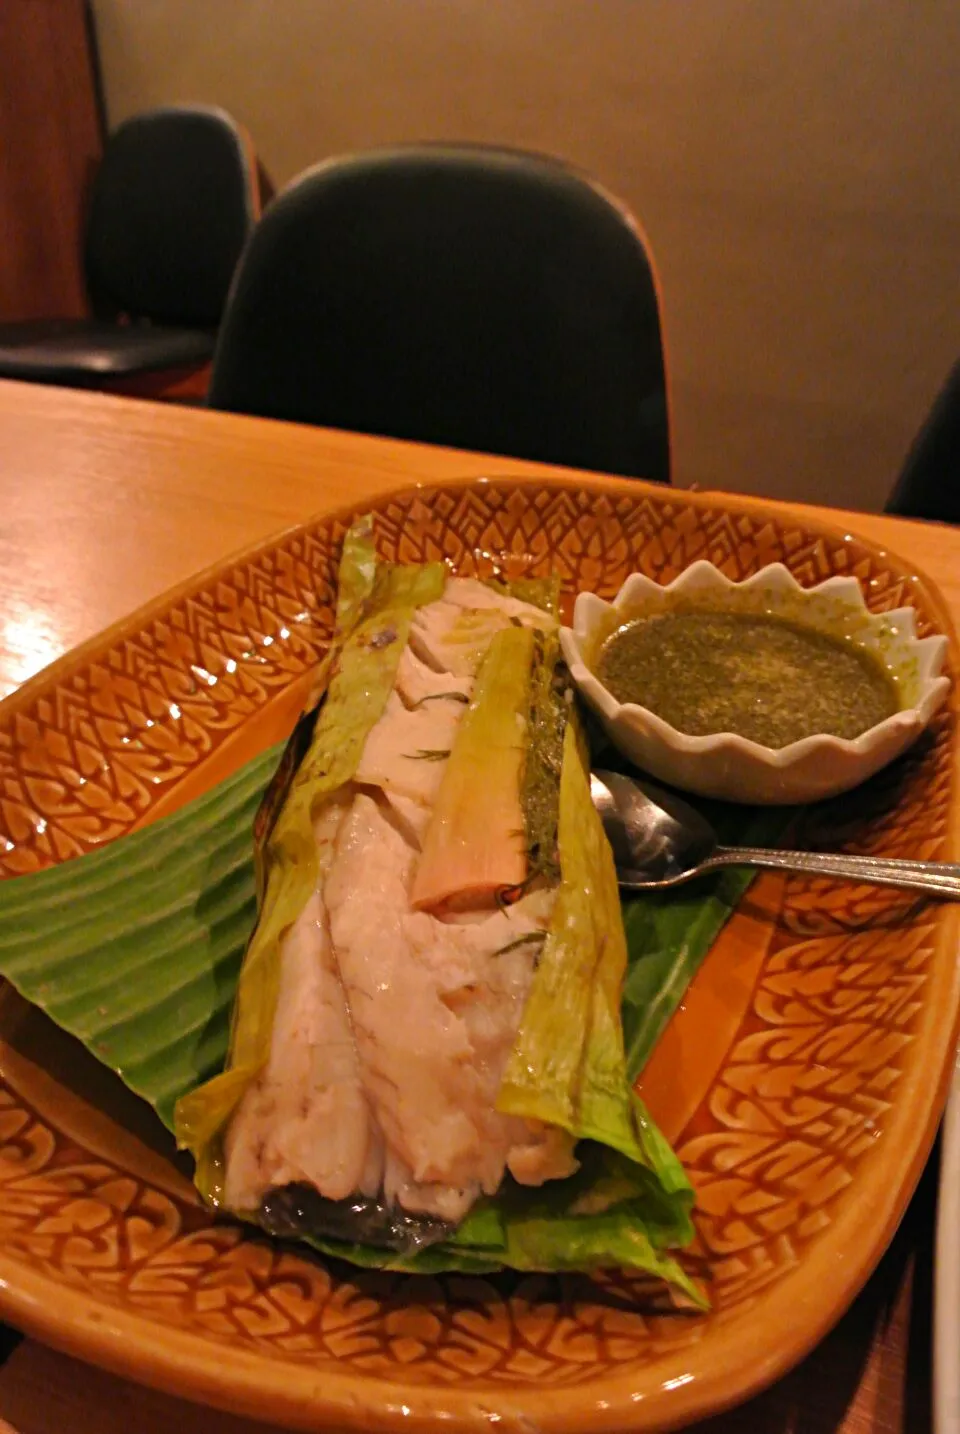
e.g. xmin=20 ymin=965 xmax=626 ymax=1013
xmin=0 ymin=474 xmax=958 ymax=1433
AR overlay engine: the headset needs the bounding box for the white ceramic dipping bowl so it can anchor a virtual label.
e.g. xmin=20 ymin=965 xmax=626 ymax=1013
xmin=560 ymin=561 xmax=950 ymax=804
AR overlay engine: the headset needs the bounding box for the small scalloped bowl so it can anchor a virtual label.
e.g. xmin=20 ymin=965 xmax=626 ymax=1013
xmin=560 ymin=561 xmax=951 ymax=804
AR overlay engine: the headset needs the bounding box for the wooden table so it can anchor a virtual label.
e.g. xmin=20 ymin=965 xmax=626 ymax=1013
xmin=0 ymin=377 xmax=953 ymax=1434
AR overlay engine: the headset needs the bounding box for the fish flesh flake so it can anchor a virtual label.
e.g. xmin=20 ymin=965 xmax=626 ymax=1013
xmin=223 ymin=579 xmax=575 ymax=1229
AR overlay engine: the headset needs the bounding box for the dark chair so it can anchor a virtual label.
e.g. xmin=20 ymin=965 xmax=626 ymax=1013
xmin=208 ymin=145 xmax=670 ymax=482
xmin=885 ymin=357 xmax=960 ymax=521
xmin=0 ymin=105 xmax=261 ymax=396
xmin=0 ymin=1321 xmax=20 ymax=1366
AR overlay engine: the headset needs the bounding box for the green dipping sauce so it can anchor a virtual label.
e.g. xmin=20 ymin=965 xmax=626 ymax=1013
xmin=595 ymin=610 xmax=900 ymax=748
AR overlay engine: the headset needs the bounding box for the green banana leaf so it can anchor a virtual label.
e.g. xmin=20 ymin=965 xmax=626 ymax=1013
xmin=502 ymin=719 xmax=656 ymax=1161
xmin=620 ymin=799 xmax=790 ymax=1079
xmin=0 ymin=742 xmax=282 ymax=1130
xmin=521 ymin=624 xmax=567 ymax=884
xmin=289 ymin=1145 xmax=704 ymax=1306
xmin=0 ymin=746 xmax=781 ymax=1139
xmin=0 ymin=730 xmax=773 ymax=1302
xmin=0 ymin=524 xmax=784 ymax=1303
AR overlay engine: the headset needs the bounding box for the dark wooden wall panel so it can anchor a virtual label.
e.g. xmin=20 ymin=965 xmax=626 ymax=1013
xmin=0 ymin=0 xmax=103 ymax=320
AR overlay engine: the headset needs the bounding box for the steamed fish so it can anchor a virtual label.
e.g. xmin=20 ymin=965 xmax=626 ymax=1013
xmin=175 ymin=519 xmax=703 ymax=1303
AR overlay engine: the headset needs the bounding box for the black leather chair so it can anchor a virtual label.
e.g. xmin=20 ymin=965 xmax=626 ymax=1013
xmin=208 ymin=145 xmax=670 ymax=482
xmin=0 ymin=105 xmax=261 ymax=391
xmin=885 ymin=357 xmax=960 ymax=521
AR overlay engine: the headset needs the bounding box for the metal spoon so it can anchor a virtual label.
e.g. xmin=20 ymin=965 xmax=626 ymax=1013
xmin=591 ymin=768 xmax=960 ymax=899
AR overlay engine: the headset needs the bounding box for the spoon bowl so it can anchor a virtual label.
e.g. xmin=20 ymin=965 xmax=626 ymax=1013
xmin=590 ymin=770 xmax=717 ymax=884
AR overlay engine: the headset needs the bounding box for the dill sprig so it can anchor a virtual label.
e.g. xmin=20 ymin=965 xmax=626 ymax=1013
xmin=410 ymin=691 xmax=470 ymax=709
xmin=494 ymin=931 xmax=549 ymax=958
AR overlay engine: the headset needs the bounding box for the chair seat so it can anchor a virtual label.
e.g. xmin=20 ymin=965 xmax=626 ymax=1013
xmin=0 ymin=320 xmax=215 ymax=381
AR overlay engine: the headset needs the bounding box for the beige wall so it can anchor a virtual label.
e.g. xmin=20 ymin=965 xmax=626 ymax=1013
xmin=92 ymin=0 xmax=960 ymax=512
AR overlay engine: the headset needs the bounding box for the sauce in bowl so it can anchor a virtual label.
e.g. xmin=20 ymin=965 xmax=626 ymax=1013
xmin=595 ymin=610 xmax=899 ymax=749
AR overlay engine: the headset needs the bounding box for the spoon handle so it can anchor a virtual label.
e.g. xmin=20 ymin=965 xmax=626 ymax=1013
xmin=709 ymin=845 xmax=960 ymax=899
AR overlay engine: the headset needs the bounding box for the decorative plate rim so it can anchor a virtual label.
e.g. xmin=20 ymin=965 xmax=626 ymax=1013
xmin=0 ymin=471 xmax=958 ymax=1434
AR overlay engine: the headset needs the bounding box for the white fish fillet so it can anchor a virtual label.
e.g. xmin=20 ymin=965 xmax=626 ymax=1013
xmin=409 ymin=578 xmax=555 ymax=678
xmin=325 ymin=792 xmax=559 ymax=1215
xmin=223 ymin=577 xmax=575 ymax=1224
xmin=394 ymin=645 xmax=472 ymax=707
xmin=355 ymin=689 xmax=461 ymax=810
xmin=223 ymin=813 xmax=381 ymax=1210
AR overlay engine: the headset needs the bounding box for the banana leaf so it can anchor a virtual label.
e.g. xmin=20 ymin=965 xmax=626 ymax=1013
xmin=521 ymin=625 xmax=568 ymax=884
xmin=0 ymin=522 xmax=784 ymax=1304
xmin=0 ymin=726 xmax=768 ymax=1294
xmin=621 ymin=798 xmax=789 ymax=1080
xmin=0 ymin=739 xmax=769 ymax=1302
xmin=0 ymin=742 xmax=282 ymax=1130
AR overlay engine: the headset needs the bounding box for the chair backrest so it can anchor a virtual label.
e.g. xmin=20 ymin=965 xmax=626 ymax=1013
xmin=885 ymin=358 xmax=960 ymax=521
xmin=208 ymin=145 xmax=670 ymax=481
xmin=85 ymin=105 xmax=260 ymax=330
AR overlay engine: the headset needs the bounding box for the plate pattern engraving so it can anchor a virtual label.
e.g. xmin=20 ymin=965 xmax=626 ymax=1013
xmin=0 ymin=481 xmax=955 ymax=1404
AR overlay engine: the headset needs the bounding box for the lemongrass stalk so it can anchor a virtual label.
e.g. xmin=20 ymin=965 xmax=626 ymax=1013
xmin=412 ymin=624 xmax=535 ymax=911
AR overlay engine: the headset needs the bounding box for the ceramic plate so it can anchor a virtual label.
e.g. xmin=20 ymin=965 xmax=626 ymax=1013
xmin=0 ymin=475 xmax=958 ymax=1433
